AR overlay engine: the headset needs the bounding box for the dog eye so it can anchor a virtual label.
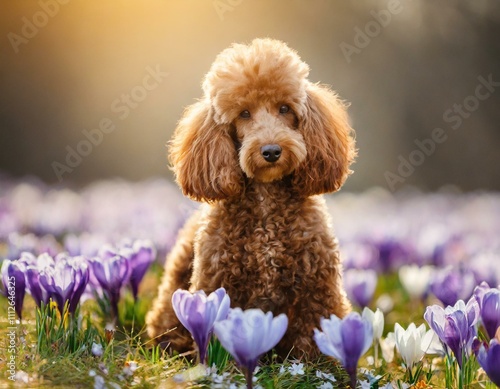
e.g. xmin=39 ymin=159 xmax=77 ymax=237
xmin=239 ymin=110 xmax=251 ymax=119
xmin=279 ymin=105 xmax=290 ymax=114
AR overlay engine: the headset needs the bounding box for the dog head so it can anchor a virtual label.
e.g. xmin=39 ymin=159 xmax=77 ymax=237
xmin=169 ymin=38 xmax=356 ymax=202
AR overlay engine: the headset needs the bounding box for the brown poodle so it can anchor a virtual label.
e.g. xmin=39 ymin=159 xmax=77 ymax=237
xmin=146 ymin=38 xmax=356 ymax=358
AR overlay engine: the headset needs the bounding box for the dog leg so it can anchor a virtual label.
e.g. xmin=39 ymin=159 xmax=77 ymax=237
xmin=146 ymin=210 xmax=199 ymax=352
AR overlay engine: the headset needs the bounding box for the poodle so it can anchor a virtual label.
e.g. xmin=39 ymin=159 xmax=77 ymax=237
xmin=146 ymin=38 xmax=356 ymax=358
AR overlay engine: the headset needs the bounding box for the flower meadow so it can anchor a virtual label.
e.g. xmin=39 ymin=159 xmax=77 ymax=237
xmin=0 ymin=177 xmax=499 ymax=388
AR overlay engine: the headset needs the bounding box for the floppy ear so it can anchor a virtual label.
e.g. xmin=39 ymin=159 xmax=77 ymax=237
xmin=168 ymin=100 xmax=243 ymax=202
xmin=292 ymin=83 xmax=356 ymax=196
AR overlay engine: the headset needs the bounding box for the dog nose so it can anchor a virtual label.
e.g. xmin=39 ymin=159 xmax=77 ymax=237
xmin=260 ymin=144 xmax=282 ymax=163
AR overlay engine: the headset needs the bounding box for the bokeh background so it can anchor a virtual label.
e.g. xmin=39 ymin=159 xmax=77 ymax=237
xmin=1 ymin=0 xmax=500 ymax=191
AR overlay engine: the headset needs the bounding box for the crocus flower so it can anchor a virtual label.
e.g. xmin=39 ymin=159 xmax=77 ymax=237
xmin=393 ymin=323 xmax=435 ymax=368
xmin=39 ymin=254 xmax=90 ymax=315
xmin=1 ymin=259 xmax=26 ymax=319
xmin=424 ymin=298 xmax=480 ymax=368
xmin=398 ymin=265 xmax=434 ymax=300
xmin=172 ymin=288 xmax=230 ymax=364
xmin=344 ymin=269 xmax=378 ymax=308
xmin=362 ymin=307 xmax=384 ymax=341
xmin=469 ymin=251 xmax=500 ymax=289
xmin=380 ymin=333 xmax=396 ymax=363
xmin=429 ymin=265 xmax=476 ymax=307
xmin=89 ymin=247 xmax=131 ymax=319
xmin=474 ymin=337 xmax=500 ymax=387
xmin=341 ymin=241 xmax=378 ymax=270
xmin=362 ymin=307 xmax=384 ymax=367
xmin=64 ymin=233 xmax=107 ymax=257
xmin=314 ymin=312 xmax=373 ymax=389
xmin=214 ymin=308 xmax=287 ymax=389
xmin=6 ymin=232 xmax=39 ymax=260
xmin=23 ymin=253 xmax=54 ymax=308
xmin=122 ymin=240 xmax=156 ymax=300
xmin=474 ymin=282 xmax=500 ymax=340
xmin=6 ymin=233 xmax=61 ymax=260
xmin=374 ymin=238 xmax=412 ymax=273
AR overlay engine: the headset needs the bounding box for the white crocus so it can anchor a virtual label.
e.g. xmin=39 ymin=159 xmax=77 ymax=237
xmin=393 ymin=323 xmax=434 ymax=368
xmin=362 ymin=307 xmax=384 ymax=341
xmin=380 ymin=332 xmax=396 ymax=363
xmin=398 ymin=265 xmax=434 ymax=299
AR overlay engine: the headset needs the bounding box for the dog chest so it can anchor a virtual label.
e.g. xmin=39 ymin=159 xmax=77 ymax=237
xmin=195 ymin=189 xmax=338 ymax=282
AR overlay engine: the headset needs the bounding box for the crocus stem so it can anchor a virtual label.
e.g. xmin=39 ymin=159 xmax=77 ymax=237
xmin=458 ymin=362 xmax=463 ymax=389
xmin=445 ymin=354 xmax=454 ymax=389
xmin=346 ymin=367 xmax=357 ymax=389
xmin=109 ymin=292 xmax=121 ymax=324
xmin=245 ymin=368 xmax=253 ymax=389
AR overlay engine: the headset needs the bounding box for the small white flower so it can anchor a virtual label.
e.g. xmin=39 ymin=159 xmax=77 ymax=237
xmin=15 ymin=371 xmax=29 ymax=384
xmin=359 ymin=380 xmax=371 ymax=389
xmin=129 ymin=361 xmax=139 ymax=372
xmin=207 ymin=363 xmax=218 ymax=375
xmin=123 ymin=360 xmax=139 ymax=377
xmin=93 ymin=375 xmax=105 ymax=389
xmin=376 ymin=293 xmax=394 ymax=313
xmin=380 ymin=332 xmax=396 ymax=363
xmin=288 ymin=362 xmax=305 ymax=376
xmin=279 ymin=365 xmax=286 ymax=374
xmin=318 ymin=383 xmax=333 ymax=389
xmin=362 ymin=307 xmax=384 ymax=340
xmin=212 ymin=372 xmax=229 ymax=384
xmin=212 ymin=374 xmax=224 ymax=384
xmin=91 ymin=342 xmax=104 ymax=357
xmin=398 ymin=265 xmax=434 ymax=299
xmin=316 ymin=370 xmax=337 ymax=382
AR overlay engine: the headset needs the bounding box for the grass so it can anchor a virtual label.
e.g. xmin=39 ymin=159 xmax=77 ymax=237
xmin=0 ymin=270 xmax=496 ymax=388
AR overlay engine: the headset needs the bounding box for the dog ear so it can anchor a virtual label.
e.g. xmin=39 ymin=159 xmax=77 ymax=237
xmin=169 ymin=100 xmax=243 ymax=202
xmin=292 ymin=83 xmax=356 ymax=196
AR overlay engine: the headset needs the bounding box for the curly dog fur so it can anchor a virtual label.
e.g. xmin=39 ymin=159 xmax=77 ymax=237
xmin=146 ymin=38 xmax=356 ymax=358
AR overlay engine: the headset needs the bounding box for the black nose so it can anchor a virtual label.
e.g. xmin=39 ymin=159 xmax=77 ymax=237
xmin=260 ymin=144 xmax=282 ymax=163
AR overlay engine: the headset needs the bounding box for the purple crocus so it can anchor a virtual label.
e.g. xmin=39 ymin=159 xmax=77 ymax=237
xmin=172 ymin=288 xmax=230 ymax=364
xmin=122 ymin=240 xmax=156 ymax=300
xmin=474 ymin=337 xmax=500 ymax=387
xmin=341 ymin=241 xmax=378 ymax=270
xmin=429 ymin=265 xmax=477 ymax=307
xmin=314 ymin=312 xmax=373 ymax=389
xmin=39 ymin=254 xmax=89 ymax=315
xmin=214 ymin=308 xmax=288 ymax=389
xmin=374 ymin=238 xmax=413 ymax=273
xmin=474 ymin=282 xmax=500 ymax=340
xmin=23 ymin=253 xmax=54 ymax=308
xmin=424 ymin=298 xmax=480 ymax=368
xmin=344 ymin=269 xmax=378 ymax=308
xmin=1 ymin=259 xmax=26 ymax=319
xmin=89 ymin=246 xmax=131 ymax=320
